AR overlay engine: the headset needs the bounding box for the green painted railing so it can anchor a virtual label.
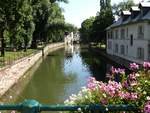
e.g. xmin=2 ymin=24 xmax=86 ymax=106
xmin=0 ymin=100 xmax=139 ymax=113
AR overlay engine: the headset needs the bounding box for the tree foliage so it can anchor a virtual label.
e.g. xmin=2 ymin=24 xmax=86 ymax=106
xmin=112 ymin=0 xmax=135 ymax=16
xmin=79 ymin=17 xmax=95 ymax=43
xmin=80 ymin=0 xmax=114 ymax=44
xmin=0 ymin=0 xmax=76 ymax=56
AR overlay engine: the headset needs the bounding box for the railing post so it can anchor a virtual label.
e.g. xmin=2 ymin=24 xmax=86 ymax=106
xmin=21 ymin=100 xmax=40 ymax=113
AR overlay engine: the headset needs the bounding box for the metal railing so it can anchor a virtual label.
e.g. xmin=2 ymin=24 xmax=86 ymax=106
xmin=0 ymin=100 xmax=139 ymax=113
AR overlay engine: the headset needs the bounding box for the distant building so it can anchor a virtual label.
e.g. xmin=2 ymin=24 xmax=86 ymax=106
xmin=73 ymin=32 xmax=80 ymax=43
xmin=65 ymin=32 xmax=74 ymax=45
xmin=106 ymin=2 xmax=150 ymax=64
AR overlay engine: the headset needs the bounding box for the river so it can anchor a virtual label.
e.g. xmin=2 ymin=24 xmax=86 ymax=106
xmin=1 ymin=45 xmax=117 ymax=105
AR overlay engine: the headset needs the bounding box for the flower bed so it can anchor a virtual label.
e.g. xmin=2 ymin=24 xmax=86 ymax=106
xmin=65 ymin=62 xmax=150 ymax=113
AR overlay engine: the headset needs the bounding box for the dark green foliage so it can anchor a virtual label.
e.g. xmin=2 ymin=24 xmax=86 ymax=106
xmin=0 ymin=0 xmax=76 ymax=56
xmin=80 ymin=0 xmax=114 ymax=44
xmin=79 ymin=17 xmax=95 ymax=43
xmin=91 ymin=8 xmax=114 ymax=43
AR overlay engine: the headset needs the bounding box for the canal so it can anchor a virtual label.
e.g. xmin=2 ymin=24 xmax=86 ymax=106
xmin=1 ymin=45 xmax=117 ymax=105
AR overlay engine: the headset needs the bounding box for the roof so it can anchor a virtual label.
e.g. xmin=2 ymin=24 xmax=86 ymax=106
xmin=130 ymin=6 xmax=140 ymax=11
xmin=140 ymin=2 xmax=150 ymax=7
xmin=107 ymin=2 xmax=150 ymax=30
xmin=122 ymin=11 xmax=131 ymax=15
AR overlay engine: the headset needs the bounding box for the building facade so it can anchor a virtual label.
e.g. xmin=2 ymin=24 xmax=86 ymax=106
xmin=106 ymin=2 xmax=150 ymax=64
xmin=65 ymin=32 xmax=74 ymax=45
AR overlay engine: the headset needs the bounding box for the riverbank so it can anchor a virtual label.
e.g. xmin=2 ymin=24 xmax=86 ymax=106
xmin=0 ymin=42 xmax=64 ymax=97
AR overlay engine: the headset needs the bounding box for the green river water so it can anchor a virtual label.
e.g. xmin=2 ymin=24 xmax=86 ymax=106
xmin=1 ymin=45 xmax=116 ymax=107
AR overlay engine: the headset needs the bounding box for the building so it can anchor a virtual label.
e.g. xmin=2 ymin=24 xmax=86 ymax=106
xmin=65 ymin=32 xmax=74 ymax=45
xmin=106 ymin=2 xmax=150 ymax=64
xmin=64 ymin=32 xmax=80 ymax=44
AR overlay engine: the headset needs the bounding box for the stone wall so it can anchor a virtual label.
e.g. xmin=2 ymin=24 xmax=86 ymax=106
xmin=0 ymin=43 xmax=64 ymax=97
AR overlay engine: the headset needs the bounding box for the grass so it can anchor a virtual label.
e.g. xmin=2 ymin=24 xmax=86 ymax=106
xmin=0 ymin=49 xmax=38 ymax=67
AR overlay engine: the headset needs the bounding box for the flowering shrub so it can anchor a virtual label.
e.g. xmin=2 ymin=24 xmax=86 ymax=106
xmin=65 ymin=62 xmax=150 ymax=113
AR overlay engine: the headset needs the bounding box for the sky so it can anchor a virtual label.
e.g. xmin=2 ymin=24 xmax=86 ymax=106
xmin=59 ymin=0 xmax=142 ymax=28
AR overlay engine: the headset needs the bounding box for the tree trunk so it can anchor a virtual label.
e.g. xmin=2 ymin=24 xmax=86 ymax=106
xmin=0 ymin=29 xmax=5 ymax=57
xmin=31 ymin=32 xmax=37 ymax=49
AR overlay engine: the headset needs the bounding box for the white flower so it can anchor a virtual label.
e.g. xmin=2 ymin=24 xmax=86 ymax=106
xmin=77 ymin=108 xmax=82 ymax=112
xmin=64 ymin=99 xmax=69 ymax=104
xmin=146 ymin=96 xmax=150 ymax=100
xmin=106 ymin=108 xmax=109 ymax=111
xmin=85 ymin=95 xmax=88 ymax=99
xmin=143 ymin=91 xmax=147 ymax=95
xmin=137 ymin=87 xmax=141 ymax=91
xmin=135 ymin=73 xmax=140 ymax=77
xmin=103 ymin=93 xmax=107 ymax=98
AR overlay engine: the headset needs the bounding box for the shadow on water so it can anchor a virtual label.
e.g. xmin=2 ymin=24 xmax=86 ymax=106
xmin=80 ymin=49 xmax=108 ymax=81
xmin=47 ymin=54 xmax=58 ymax=57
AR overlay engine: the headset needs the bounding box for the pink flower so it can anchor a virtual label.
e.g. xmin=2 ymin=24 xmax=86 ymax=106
xmin=130 ymin=93 xmax=138 ymax=100
xmin=124 ymin=92 xmax=130 ymax=99
xmin=144 ymin=101 xmax=150 ymax=113
xmin=129 ymin=63 xmax=139 ymax=71
xmin=123 ymin=92 xmax=138 ymax=100
xmin=100 ymin=81 xmax=122 ymax=97
xmin=143 ymin=62 xmax=150 ymax=70
xmin=100 ymin=99 xmax=108 ymax=105
xmin=118 ymin=91 xmax=125 ymax=98
xmin=87 ymin=77 xmax=97 ymax=90
xmin=128 ymin=73 xmax=136 ymax=81
xmin=122 ymin=80 xmax=128 ymax=88
xmin=87 ymin=77 xmax=96 ymax=83
xmin=87 ymin=82 xmax=96 ymax=90
xmin=117 ymin=68 xmax=125 ymax=74
xmin=111 ymin=67 xmax=125 ymax=75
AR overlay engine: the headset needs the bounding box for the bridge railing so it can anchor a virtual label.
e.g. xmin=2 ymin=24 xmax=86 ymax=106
xmin=0 ymin=100 xmax=139 ymax=113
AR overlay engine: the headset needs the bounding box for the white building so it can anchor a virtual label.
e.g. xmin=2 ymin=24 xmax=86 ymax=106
xmin=106 ymin=2 xmax=150 ymax=64
xmin=65 ymin=32 xmax=74 ymax=45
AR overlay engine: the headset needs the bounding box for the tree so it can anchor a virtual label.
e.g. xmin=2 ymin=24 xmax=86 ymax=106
xmin=31 ymin=0 xmax=69 ymax=48
xmin=0 ymin=0 xmax=16 ymax=56
xmin=0 ymin=0 xmax=71 ymax=56
xmin=0 ymin=0 xmax=35 ymax=54
xmin=112 ymin=0 xmax=135 ymax=16
xmin=89 ymin=0 xmax=114 ymax=44
xmin=100 ymin=0 xmax=105 ymax=11
xmin=79 ymin=17 xmax=95 ymax=43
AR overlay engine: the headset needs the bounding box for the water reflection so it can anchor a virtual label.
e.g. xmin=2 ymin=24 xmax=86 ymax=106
xmin=1 ymin=45 xmax=117 ymax=105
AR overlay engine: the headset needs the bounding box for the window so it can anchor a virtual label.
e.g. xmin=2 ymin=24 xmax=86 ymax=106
xmin=111 ymin=31 xmax=113 ymax=39
xmin=130 ymin=35 xmax=133 ymax=46
xmin=121 ymin=29 xmax=125 ymax=39
xmin=115 ymin=44 xmax=118 ymax=53
xmin=138 ymin=25 xmax=144 ymax=39
xmin=120 ymin=45 xmax=125 ymax=55
xmin=137 ymin=47 xmax=144 ymax=60
xmin=108 ymin=41 xmax=112 ymax=49
xmin=126 ymin=28 xmax=128 ymax=38
xmin=115 ymin=30 xmax=118 ymax=39
xmin=107 ymin=32 xmax=110 ymax=39
xmin=126 ymin=45 xmax=128 ymax=55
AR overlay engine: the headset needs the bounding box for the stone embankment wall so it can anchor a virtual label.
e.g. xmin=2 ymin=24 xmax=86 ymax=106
xmin=0 ymin=43 xmax=64 ymax=97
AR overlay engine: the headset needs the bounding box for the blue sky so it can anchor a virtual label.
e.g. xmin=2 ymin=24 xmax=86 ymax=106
xmin=59 ymin=0 xmax=141 ymax=28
